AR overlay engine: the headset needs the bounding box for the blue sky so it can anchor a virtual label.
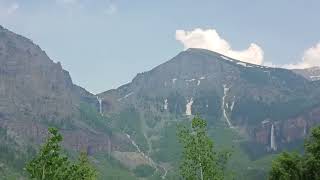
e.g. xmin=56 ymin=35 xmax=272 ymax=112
xmin=0 ymin=0 xmax=320 ymax=93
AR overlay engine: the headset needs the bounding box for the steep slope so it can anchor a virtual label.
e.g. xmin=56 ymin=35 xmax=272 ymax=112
xmin=292 ymin=66 xmax=320 ymax=81
xmin=98 ymin=48 xmax=320 ymax=177
xmin=0 ymin=25 xmax=134 ymax=178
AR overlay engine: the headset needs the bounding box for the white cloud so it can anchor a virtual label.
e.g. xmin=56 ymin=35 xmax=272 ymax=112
xmin=176 ymin=28 xmax=264 ymax=65
xmin=281 ymin=43 xmax=320 ymax=69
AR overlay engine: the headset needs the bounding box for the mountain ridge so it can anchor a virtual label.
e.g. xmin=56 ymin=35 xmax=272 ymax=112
xmin=1 ymin=25 xmax=320 ymax=179
xmin=0 ymin=25 xmax=138 ymax=179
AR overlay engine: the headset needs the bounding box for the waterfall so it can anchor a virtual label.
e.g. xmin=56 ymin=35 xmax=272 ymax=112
xmin=230 ymin=100 xmax=235 ymax=112
xmin=222 ymin=85 xmax=233 ymax=128
xmin=164 ymin=99 xmax=168 ymax=110
xmin=125 ymin=134 xmax=158 ymax=171
xmin=97 ymin=96 xmax=102 ymax=114
xmin=270 ymin=124 xmax=277 ymax=151
xmin=186 ymin=98 xmax=194 ymax=116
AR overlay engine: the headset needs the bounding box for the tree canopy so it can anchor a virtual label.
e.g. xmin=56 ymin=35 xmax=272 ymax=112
xmin=26 ymin=127 xmax=97 ymax=180
xmin=178 ymin=116 xmax=230 ymax=180
xmin=269 ymin=126 xmax=320 ymax=180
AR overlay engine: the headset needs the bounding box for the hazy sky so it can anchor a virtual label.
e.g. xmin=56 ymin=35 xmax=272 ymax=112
xmin=0 ymin=0 xmax=320 ymax=93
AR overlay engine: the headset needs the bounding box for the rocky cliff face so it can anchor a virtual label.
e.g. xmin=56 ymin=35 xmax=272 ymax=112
xmin=99 ymin=48 xmax=320 ymax=160
xmin=0 ymin=26 xmax=129 ymax=161
xmin=2 ymin=24 xmax=320 ymax=177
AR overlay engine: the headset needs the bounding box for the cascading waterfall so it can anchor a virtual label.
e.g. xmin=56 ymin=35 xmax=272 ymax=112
xmin=230 ymin=100 xmax=235 ymax=112
xmin=270 ymin=124 xmax=277 ymax=151
xmin=222 ymin=85 xmax=233 ymax=128
xmin=125 ymin=134 xmax=168 ymax=178
xmin=97 ymin=96 xmax=102 ymax=114
xmin=164 ymin=99 xmax=168 ymax=110
xmin=186 ymin=98 xmax=194 ymax=116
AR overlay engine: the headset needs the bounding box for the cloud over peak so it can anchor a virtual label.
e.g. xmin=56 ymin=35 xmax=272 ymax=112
xmin=176 ymin=28 xmax=264 ymax=65
xmin=285 ymin=43 xmax=320 ymax=69
xmin=175 ymin=28 xmax=320 ymax=69
xmin=264 ymin=43 xmax=320 ymax=69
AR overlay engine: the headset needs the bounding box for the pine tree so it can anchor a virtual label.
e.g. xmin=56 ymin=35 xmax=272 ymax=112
xmin=70 ymin=151 xmax=97 ymax=180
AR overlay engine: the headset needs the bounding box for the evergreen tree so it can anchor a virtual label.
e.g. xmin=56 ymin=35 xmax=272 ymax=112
xmin=69 ymin=151 xmax=97 ymax=180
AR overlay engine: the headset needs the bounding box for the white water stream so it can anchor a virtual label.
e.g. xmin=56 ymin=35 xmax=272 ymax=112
xmin=186 ymin=98 xmax=194 ymax=116
xmin=96 ymin=96 xmax=102 ymax=114
xmin=125 ymin=134 xmax=167 ymax=179
xmin=270 ymin=124 xmax=277 ymax=151
xmin=164 ymin=99 xmax=168 ymax=110
xmin=222 ymin=85 xmax=233 ymax=128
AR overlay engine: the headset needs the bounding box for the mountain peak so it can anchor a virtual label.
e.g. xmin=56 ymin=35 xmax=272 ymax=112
xmin=185 ymin=48 xmax=225 ymax=57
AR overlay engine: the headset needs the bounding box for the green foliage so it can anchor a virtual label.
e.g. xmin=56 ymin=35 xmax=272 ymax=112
xmin=93 ymin=153 xmax=137 ymax=180
xmin=302 ymin=127 xmax=320 ymax=180
xmin=178 ymin=116 xmax=230 ymax=180
xmin=70 ymin=152 xmax=97 ymax=180
xmin=0 ymin=127 xmax=35 ymax=176
xmin=269 ymin=152 xmax=302 ymax=180
xmin=232 ymin=97 xmax=315 ymax=125
xmin=26 ymin=127 xmax=97 ymax=180
xmin=269 ymin=126 xmax=320 ymax=180
xmin=168 ymin=92 xmax=186 ymax=116
xmin=79 ymin=102 xmax=112 ymax=135
xmin=133 ymin=164 xmax=155 ymax=177
xmin=113 ymin=107 xmax=148 ymax=151
xmin=192 ymin=91 xmax=221 ymax=123
xmin=152 ymin=122 xmax=182 ymax=163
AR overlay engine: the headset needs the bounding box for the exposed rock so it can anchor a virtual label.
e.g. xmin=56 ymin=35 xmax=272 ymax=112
xmin=0 ymin=26 xmax=129 ymax=158
xmin=98 ymin=48 xmax=320 ymax=156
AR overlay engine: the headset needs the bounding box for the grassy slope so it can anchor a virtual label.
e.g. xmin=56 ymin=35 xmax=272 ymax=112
xmin=149 ymin=119 xmax=277 ymax=179
xmin=94 ymin=153 xmax=138 ymax=180
xmin=209 ymin=124 xmax=275 ymax=180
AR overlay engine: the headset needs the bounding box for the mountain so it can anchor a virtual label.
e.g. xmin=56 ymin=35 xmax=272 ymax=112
xmin=0 ymin=26 xmax=137 ymax=179
xmin=98 ymin=48 xmax=320 ymax=178
xmin=292 ymin=66 xmax=320 ymax=81
xmin=2 ymin=24 xmax=320 ymax=179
